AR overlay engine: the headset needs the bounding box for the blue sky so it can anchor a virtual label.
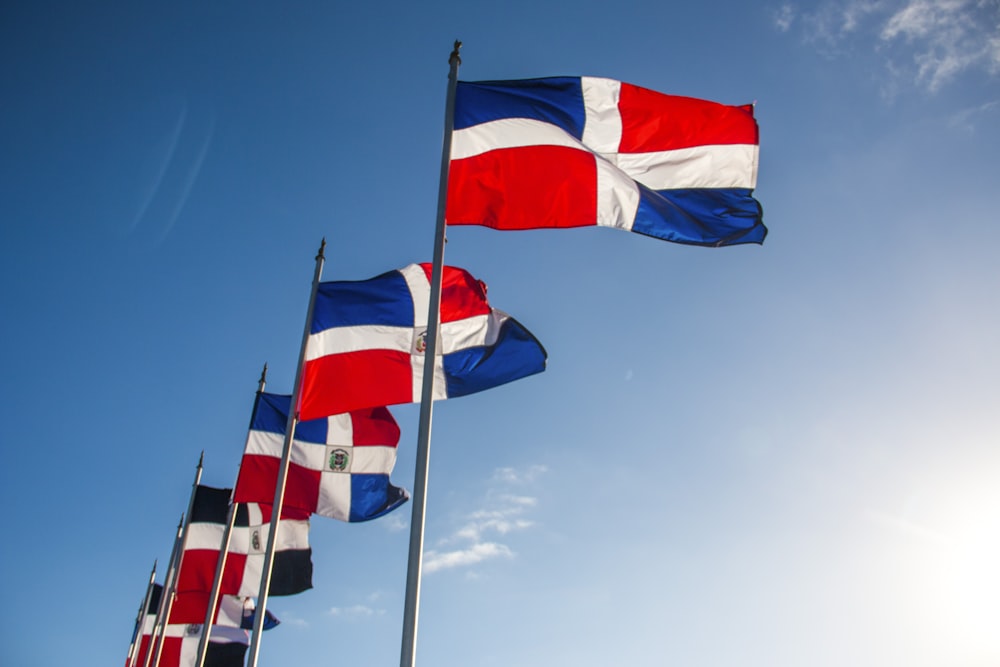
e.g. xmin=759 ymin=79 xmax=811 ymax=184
xmin=2 ymin=1 xmax=1000 ymax=665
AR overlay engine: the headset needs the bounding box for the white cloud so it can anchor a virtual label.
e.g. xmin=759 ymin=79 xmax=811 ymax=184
xmin=880 ymin=0 xmax=999 ymax=91
xmin=423 ymin=542 xmax=514 ymax=573
xmin=274 ymin=613 xmax=310 ymax=628
xmin=779 ymin=0 xmax=1000 ymax=91
xmin=328 ymin=604 xmax=384 ymax=618
xmin=492 ymin=464 xmax=547 ymax=484
xmin=423 ymin=465 xmax=547 ymax=575
xmin=381 ymin=512 xmax=409 ymax=532
xmin=947 ymin=99 xmax=1000 ymax=131
xmin=774 ymin=3 xmax=796 ymax=31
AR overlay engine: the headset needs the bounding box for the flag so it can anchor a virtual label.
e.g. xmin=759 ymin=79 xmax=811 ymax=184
xmin=167 ymin=592 xmax=281 ymax=632
xmin=127 ymin=583 xmax=162 ymax=667
xmin=299 ymin=263 xmax=547 ymax=420
xmin=240 ymin=597 xmax=280 ymax=631
xmin=169 ymin=591 xmax=252 ymax=627
xmin=234 ymin=392 xmax=409 ymax=522
xmin=131 ymin=590 xmax=263 ymax=667
xmin=154 ymin=622 xmax=248 ymax=667
xmin=446 ymin=76 xmax=766 ymax=246
xmin=177 ymin=485 xmax=313 ymax=597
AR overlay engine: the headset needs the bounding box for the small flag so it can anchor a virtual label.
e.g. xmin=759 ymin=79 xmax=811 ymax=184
xmin=234 ymin=392 xmax=409 ymax=522
xmin=447 ymin=76 xmax=766 ymax=246
xmin=240 ymin=597 xmax=280 ymax=631
xmin=299 ymin=263 xmax=547 ymax=420
xmin=177 ymin=486 xmax=313 ymax=597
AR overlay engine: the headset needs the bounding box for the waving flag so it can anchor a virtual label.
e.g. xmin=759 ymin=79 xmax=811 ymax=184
xmin=446 ymin=76 xmax=765 ymax=246
xmin=153 ymin=623 xmax=248 ymax=667
xmin=127 ymin=583 xmax=161 ymax=667
xmin=167 ymin=591 xmax=248 ymax=627
xmin=131 ymin=589 xmax=253 ymax=667
xmin=234 ymin=392 xmax=408 ymax=522
xmin=240 ymin=597 xmax=280 ymax=631
xmin=177 ymin=486 xmax=312 ymax=597
xmin=299 ymin=263 xmax=547 ymax=420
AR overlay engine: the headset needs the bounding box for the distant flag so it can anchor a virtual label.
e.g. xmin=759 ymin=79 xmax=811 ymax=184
xmin=177 ymin=485 xmax=312 ymax=597
xmin=134 ymin=588 xmax=252 ymax=667
xmin=299 ymin=263 xmax=547 ymax=420
xmin=446 ymin=76 xmax=766 ymax=246
xmin=240 ymin=597 xmax=280 ymax=631
xmin=234 ymin=392 xmax=409 ymax=522
xmin=128 ymin=583 xmax=162 ymax=667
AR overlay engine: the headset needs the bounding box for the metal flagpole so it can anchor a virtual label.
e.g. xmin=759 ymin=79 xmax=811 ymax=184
xmin=142 ymin=514 xmax=183 ymax=667
xmin=246 ymin=240 xmax=325 ymax=667
xmin=194 ymin=365 xmax=269 ymax=667
xmin=151 ymin=453 xmax=204 ymax=667
xmin=399 ymin=39 xmax=461 ymax=667
xmin=126 ymin=560 xmax=157 ymax=667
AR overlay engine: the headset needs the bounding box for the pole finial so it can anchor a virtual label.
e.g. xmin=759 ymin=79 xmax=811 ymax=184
xmin=198 ymin=450 xmax=204 ymax=469
xmin=258 ymin=362 xmax=268 ymax=390
xmin=317 ymin=238 xmax=326 ymax=261
xmin=450 ymin=40 xmax=462 ymax=66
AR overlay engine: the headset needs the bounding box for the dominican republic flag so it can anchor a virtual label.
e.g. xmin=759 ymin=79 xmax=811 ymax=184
xmin=234 ymin=392 xmax=409 ymax=522
xmin=131 ymin=589 xmax=252 ymax=667
xmin=126 ymin=583 xmax=161 ymax=667
xmin=177 ymin=486 xmax=312 ymax=598
xmin=446 ymin=76 xmax=766 ymax=246
xmin=167 ymin=591 xmax=274 ymax=629
xmin=299 ymin=263 xmax=547 ymax=420
xmin=149 ymin=623 xmax=248 ymax=667
xmin=240 ymin=597 xmax=280 ymax=631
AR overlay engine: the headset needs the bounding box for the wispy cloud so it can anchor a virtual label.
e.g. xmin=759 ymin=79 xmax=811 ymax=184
xmin=381 ymin=511 xmax=410 ymax=533
xmin=778 ymin=0 xmax=1000 ymax=92
xmin=128 ymin=103 xmax=186 ymax=234
xmin=774 ymin=3 xmax=796 ymax=31
xmin=881 ymin=0 xmax=1000 ymax=91
xmin=492 ymin=464 xmax=547 ymax=484
xmin=424 ymin=541 xmax=514 ymax=573
xmin=273 ymin=612 xmax=310 ymax=628
xmin=947 ymin=99 xmax=1000 ymax=131
xmin=153 ymin=112 xmax=214 ymax=244
xmin=422 ymin=465 xmax=547 ymax=574
xmin=128 ymin=99 xmax=215 ymax=244
xmin=328 ymin=604 xmax=385 ymax=618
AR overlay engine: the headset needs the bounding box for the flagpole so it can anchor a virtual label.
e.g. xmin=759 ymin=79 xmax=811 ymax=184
xmin=142 ymin=514 xmax=184 ymax=667
xmin=194 ymin=365 xmax=269 ymax=667
xmin=246 ymin=240 xmax=325 ymax=667
xmin=150 ymin=453 xmax=204 ymax=667
xmin=126 ymin=559 xmax=157 ymax=667
xmin=399 ymin=39 xmax=461 ymax=667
